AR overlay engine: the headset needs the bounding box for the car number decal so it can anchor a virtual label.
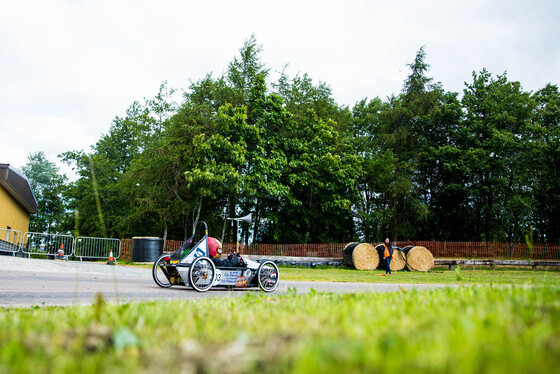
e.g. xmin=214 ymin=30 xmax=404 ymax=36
xmin=213 ymin=270 xmax=222 ymax=285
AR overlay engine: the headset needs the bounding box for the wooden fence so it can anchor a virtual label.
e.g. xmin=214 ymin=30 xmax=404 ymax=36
xmin=403 ymin=241 xmax=560 ymax=260
xmin=119 ymin=239 xmax=560 ymax=261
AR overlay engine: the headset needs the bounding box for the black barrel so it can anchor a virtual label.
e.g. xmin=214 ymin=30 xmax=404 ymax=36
xmin=131 ymin=237 xmax=163 ymax=262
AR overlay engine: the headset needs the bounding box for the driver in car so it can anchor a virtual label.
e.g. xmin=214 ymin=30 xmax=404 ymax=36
xmin=209 ymin=237 xmax=245 ymax=267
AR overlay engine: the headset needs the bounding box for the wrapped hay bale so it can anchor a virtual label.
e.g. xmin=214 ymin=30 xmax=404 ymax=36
xmin=343 ymin=243 xmax=359 ymax=267
xmin=404 ymin=246 xmax=434 ymax=272
xmin=375 ymin=244 xmax=385 ymax=269
xmin=343 ymin=243 xmax=378 ymax=270
xmin=375 ymin=244 xmax=406 ymax=271
xmin=343 ymin=242 xmax=358 ymax=254
xmin=342 ymin=242 xmax=357 ymax=267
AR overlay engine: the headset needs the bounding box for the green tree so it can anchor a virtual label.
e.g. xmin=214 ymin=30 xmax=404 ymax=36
xmin=182 ymin=104 xmax=248 ymax=236
xmin=415 ymin=91 xmax=469 ymax=240
xmin=279 ymin=73 xmax=341 ymax=123
xmin=227 ymin=34 xmax=268 ymax=105
xmin=61 ymin=84 xmax=176 ymax=238
xmin=531 ymin=84 xmax=560 ymax=241
xmin=461 ymin=69 xmax=535 ymax=242
xmin=349 ymin=97 xmax=385 ymax=241
xmin=242 ymin=73 xmax=292 ymax=242
xmin=352 ymin=47 xmax=436 ymax=241
xmin=57 ymin=38 xmax=559 ymax=245
xmin=21 ymin=152 xmax=67 ymax=233
xmin=245 ymin=73 xmax=359 ymax=243
xmin=270 ymin=109 xmax=359 ymax=243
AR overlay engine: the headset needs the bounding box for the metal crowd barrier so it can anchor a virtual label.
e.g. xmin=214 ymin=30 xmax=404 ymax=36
xmin=21 ymin=232 xmax=74 ymax=257
xmin=0 ymin=228 xmax=23 ymax=256
xmin=0 ymin=230 xmax=121 ymax=261
xmin=73 ymin=236 xmax=121 ymax=260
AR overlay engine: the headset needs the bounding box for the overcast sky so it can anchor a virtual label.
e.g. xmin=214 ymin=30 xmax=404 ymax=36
xmin=1 ymin=0 xmax=559 ymax=177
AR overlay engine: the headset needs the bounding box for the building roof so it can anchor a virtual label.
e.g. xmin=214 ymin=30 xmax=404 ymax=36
xmin=0 ymin=164 xmax=38 ymax=214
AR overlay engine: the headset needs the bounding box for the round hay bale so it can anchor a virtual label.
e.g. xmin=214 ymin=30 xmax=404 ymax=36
xmin=405 ymin=246 xmax=434 ymax=272
xmin=343 ymin=243 xmax=378 ymax=270
xmin=390 ymin=247 xmax=407 ymax=271
xmin=353 ymin=243 xmax=378 ymax=270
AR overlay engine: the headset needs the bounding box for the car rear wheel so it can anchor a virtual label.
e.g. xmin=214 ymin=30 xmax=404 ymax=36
xmin=152 ymin=254 xmax=173 ymax=288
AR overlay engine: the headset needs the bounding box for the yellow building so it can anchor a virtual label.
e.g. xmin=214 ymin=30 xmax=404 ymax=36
xmin=0 ymin=164 xmax=37 ymax=234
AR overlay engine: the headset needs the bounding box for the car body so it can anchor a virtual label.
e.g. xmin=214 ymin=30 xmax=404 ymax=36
xmin=152 ymin=222 xmax=279 ymax=292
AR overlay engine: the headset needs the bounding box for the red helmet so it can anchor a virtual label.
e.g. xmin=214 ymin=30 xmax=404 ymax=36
xmin=208 ymin=237 xmax=223 ymax=258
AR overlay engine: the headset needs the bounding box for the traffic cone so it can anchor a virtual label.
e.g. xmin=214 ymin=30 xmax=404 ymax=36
xmin=55 ymin=243 xmax=66 ymax=261
xmin=107 ymin=249 xmax=116 ymax=265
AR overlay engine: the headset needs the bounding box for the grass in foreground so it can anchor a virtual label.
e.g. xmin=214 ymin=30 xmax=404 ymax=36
xmin=1 ymin=286 xmax=559 ymax=373
xmin=279 ymin=265 xmax=560 ymax=285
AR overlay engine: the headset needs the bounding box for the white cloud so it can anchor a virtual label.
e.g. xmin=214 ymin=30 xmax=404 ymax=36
xmin=1 ymin=0 xmax=559 ymax=177
xmin=0 ymin=115 xmax=96 ymax=170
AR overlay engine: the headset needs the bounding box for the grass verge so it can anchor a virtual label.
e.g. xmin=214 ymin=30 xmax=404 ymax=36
xmin=1 ymin=286 xmax=559 ymax=373
xmin=119 ymin=260 xmax=560 ymax=285
xmin=279 ymin=265 xmax=560 ymax=285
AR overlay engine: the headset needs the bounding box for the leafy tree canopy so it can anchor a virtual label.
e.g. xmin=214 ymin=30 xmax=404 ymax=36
xmin=38 ymin=38 xmax=560 ymax=244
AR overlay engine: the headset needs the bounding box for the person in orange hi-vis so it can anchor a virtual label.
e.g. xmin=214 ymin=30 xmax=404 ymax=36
xmin=383 ymin=238 xmax=393 ymax=276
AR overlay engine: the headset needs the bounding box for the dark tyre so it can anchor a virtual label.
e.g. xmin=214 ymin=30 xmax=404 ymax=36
xmin=257 ymin=261 xmax=279 ymax=292
xmin=189 ymin=256 xmax=216 ymax=292
xmin=152 ymin=254 xmax=172 ymax=288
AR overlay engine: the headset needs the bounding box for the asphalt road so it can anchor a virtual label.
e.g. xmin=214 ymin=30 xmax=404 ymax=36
xmin=0 ymin=256 xmax=452 ymax=307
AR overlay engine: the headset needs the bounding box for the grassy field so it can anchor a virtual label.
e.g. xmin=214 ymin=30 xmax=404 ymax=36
xmin=1 ymin=286 xmax=559 ymax=373
xmin=279 ymin=265 xmax=560 ymax=285
xmin=121 ymin=260 xmax=560 ymax=285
